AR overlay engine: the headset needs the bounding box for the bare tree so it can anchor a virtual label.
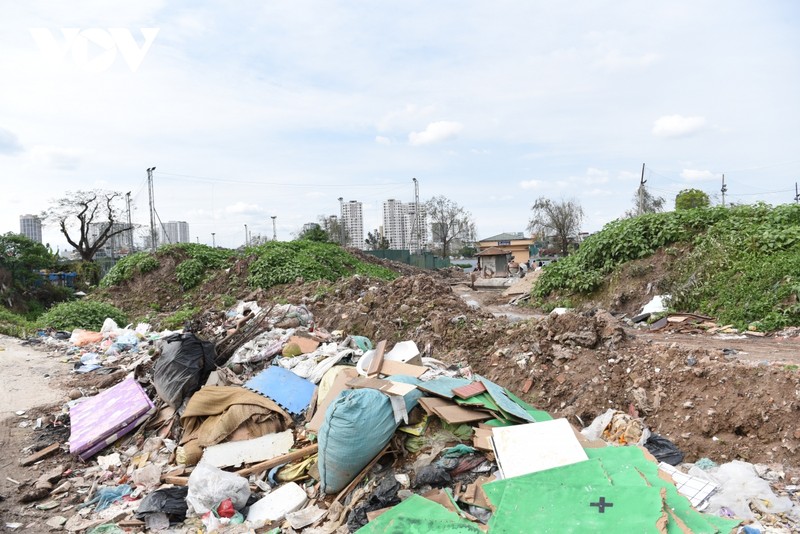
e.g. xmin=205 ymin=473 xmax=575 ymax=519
xmin=425 ymin=196 xmax=475 ymax=258
xmin=528 ymin=197 xmax=584 ymax=256
xmin=625 ymin=185 xmax=665 ymax=218
xmin=42 ymin=190 xmax=132 ymax=262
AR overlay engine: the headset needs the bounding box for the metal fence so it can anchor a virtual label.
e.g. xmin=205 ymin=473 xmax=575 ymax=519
xmin=364 ymin=250 xmax=450 ymax=270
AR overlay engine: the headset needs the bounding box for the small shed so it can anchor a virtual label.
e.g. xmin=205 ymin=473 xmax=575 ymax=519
xmin=475 ymin=246 xmax=512 ymax=277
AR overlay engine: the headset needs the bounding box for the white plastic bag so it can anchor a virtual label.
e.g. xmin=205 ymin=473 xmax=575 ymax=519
xmin=186 ymin=461 xmax=251 ymax=516
xmin=693 ymin=460 xmax=794 ymax=520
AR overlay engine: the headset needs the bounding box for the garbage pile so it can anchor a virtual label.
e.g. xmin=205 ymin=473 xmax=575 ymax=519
xmin=8 ymin=300 xmax=800 ymax=533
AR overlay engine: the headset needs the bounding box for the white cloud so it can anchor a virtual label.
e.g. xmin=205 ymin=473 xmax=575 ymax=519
xmin=585 ymin=167 xmax=609 ymax=184
xmin=224 ymin=201 xmax=262 ymax=215
xmin=408 ymin=121 xmax=463 ymax=146
xmin=519 ymin=179 xmax=544 ymax=190
xmin=377 ymin=104 xmax=436 ymax=132
xmin=652 ymin=115 xmax=707 ymax=138
xmin=375 ymin=135 xmax=391 ymax=145
xmin=680 ymin=168 xmax=715 ymax=181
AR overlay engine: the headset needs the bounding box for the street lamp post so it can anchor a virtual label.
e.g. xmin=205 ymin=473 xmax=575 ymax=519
xmin=271 ymin=216 xmax=277 ymax=241
xmin=244 ymin=224 xmax=248 ymax=247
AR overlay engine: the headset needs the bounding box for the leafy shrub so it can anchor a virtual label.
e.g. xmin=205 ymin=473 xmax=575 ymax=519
xmin=247 ymin=241 xmax=398 ymax=290
xmin=0 ymin=308 xmax=36 ymax=338
xmin=535 ymin=203 xmax=800 ymax=330
xmin=36 ymin=300 xmax=128 ymax=331
xmin=175 ymin=259 xmax=205 ymax=289
xmin=162 ymin=306 xmax=200 ymax=330
xmin=100 ymin=252 xmax=161 ymax=288
xmin=162 ymin=244 xmax=233 ymax=290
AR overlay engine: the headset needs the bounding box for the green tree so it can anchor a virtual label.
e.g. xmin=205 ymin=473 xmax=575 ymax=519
xmin=425 ymin=196 xmax=476 ymax=258
xmin=528 ymin=197 xmax=584 ymax=256
xmin=296 ymin=223 xmax=330 ymax=242
xmin=365 ymin=230 xmax=390 ymax=250
xmin=0 ymin=233 xmax=59 ymax=308
xmin=675 ymin=188 xmax=710 ymax=210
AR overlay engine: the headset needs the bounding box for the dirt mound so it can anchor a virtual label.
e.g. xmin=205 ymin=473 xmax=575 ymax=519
xmin=468 ymin=310 xmax=800 ymax=464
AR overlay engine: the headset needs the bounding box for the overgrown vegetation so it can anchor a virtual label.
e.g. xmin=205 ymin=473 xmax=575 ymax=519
xmin=0 ymin=308 xmax=35 ymax=338
xmin=162 ymin=306 xmax=200 ymax=330
xmin=37 ymin=300 xmax=128 ymax=331
xmin=163 ymin=244 xmax=233 ymax=290
xmin=100 ymin=252 xmax=160 ymax=287
xmin=534 ymin=203 xmax=800 ymax=330
xmin=247 ymin=241 xmax=398 ymax=290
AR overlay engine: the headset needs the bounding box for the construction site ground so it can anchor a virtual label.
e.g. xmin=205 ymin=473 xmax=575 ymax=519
xmin=1 ymin=267 xmax=799 ymax=529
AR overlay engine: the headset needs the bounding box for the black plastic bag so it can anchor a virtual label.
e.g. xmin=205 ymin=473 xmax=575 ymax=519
xmin=413 ymin=464 xmax=452 ymax=488
xmin=645 ymin=433 xmax=685 ymax=466
xmin=154 ymin=332 xmax=217 ymax=410
xmin=136 ymin=486 xmax=189 ymax=522
xmin=346 ymin=478 xmax=400 ymax=531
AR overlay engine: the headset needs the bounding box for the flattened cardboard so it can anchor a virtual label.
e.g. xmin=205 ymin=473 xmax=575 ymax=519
xmin=346 ymin=376 xmax=417 ymax=396
xmin=288 ymin=335 xmax=321 ymax=355
xmin=379 ymin=359 xmax=427 ymax=378
xmin=306 ymin=367 xmax=358 ymax=433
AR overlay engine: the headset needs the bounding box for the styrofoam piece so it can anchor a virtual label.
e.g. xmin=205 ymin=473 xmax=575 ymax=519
xmin=246 ymin=482 xmax=308 ymax=524
xmin=201 ymin=429 xmax=294 ymax=468
xmin=491 ymin=418 xmax=588 ymax=479
xmin=640 ymin=294 xmax=670 ymax=315
xmin=357 ymin=340 xmax=422 ymax=376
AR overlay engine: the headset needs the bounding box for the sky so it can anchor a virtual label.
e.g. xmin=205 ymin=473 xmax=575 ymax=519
xmin=1 ymin=1 xmax=799 ymax=251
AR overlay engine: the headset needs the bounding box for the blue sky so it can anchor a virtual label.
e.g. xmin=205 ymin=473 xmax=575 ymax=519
xmin=1 ymin=1 xmax=799 ymax=251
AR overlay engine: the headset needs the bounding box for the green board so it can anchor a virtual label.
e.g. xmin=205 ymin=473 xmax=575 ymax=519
xmin=356 ymin=494 xmax=484 ymax=533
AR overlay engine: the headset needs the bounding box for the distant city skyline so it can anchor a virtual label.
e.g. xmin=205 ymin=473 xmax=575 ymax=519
xmin=2 ymin=3 xmax=797 ymax=251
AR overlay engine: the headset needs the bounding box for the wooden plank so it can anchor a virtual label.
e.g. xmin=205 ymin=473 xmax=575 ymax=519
xmin=366 ymin=340 xmax=387 ymax=377
xmin=452 ymin=381 xmax=487 ymax=400
xmin=434 ymin=404 xmax=492 ymax=424
xmin=379 ymin=360 xmax=427 ymax=378
xmin=417 ymin=396 xmax=454 ymax=416
xmin=235 ymin=444 xmax=319 ymax=477
xmin=19 ymin=443 xmax=60 ymax=466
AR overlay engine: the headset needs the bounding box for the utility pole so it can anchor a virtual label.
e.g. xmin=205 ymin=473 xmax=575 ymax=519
xmin=721 ymin=174 xmax=728 ymax=207
xmin=271 ymin=216 xmax=277 ymax=241
xmin=412 ymin=177 xmax=421 ymax=253
xmin=125 ymin=191 xmax=133 ymax=252
xmin=338 ymin=197 xmax=344 ymax=246
xmin=211 ymin=232 xmax=216 ymax=247
xmin=637 ymin=163 xmax=646 ymax=216
xmin=244 ymin=224 xmax=248 ymax=247
xmin=146 ymin=167 xmax=157 ymax=252
xmin=795 ymin=182 xmax=799 ymax=204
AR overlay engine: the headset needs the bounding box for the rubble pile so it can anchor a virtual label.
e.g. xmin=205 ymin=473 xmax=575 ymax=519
xmin=471 ymin=310 xmax=800 ymax=467
xmin=3 ymin=272 xmax=800 ymax=532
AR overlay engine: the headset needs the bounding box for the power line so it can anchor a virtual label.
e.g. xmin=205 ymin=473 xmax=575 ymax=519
xmin=154 ymin=170 xmax=406 ymax=188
